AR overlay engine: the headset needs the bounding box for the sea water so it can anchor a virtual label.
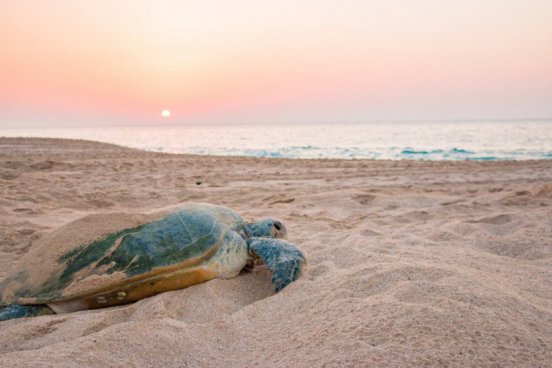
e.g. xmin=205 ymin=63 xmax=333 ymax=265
xmin=1 ymin=121 xmax=551 ymax=160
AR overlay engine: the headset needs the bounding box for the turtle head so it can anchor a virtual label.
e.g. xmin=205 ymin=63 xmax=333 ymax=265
xmin=247 ymin=219 xmax=287 ymax=239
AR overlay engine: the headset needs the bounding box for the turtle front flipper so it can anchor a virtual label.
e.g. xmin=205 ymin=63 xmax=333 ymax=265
xmin=0 ymin=304 xmax=54 ymax=322
xmin=248 ymin=238 xmax=306 ymax=292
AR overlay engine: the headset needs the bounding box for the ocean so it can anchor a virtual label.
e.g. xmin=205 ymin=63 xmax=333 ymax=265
xmin=1 ymin=121 xmax=551 ymax=160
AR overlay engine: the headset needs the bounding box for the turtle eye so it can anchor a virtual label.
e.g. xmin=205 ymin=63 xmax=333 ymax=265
xmin=273 ymin=222 xmax=282 ymax=231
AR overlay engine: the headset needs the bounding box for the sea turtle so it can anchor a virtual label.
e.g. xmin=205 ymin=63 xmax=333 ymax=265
xmin=0 ymin=203 xmax=306 ymax=321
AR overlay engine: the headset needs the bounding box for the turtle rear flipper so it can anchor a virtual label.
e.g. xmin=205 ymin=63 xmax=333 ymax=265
xmin=249 ymin=238 xmax=306 ymax=292
xmin=0 ymin=304 xmax=54 ymax=321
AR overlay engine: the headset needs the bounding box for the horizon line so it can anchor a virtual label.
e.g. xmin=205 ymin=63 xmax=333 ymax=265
xmin=1 ymin=117 xmax=552 ymax=130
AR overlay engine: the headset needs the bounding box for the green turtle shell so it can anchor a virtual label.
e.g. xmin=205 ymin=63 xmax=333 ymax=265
xmin=0 ymin=203 xmax=248 ymax=308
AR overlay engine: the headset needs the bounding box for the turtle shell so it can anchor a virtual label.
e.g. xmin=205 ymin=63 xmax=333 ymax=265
xmin=0 ymin=203 xmax=247 ymax=309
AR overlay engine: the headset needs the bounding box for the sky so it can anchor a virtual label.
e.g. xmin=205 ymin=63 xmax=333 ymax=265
xmin=0 ymin=0 xmax=551 ymax=128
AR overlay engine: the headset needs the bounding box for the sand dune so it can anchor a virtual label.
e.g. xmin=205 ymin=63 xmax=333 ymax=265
xmin=1 ymin=137 xmax=551 ymax=367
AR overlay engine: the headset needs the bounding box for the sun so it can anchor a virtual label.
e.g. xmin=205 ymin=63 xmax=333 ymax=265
xmin=161 ymin=109 xmax=171 ymax=118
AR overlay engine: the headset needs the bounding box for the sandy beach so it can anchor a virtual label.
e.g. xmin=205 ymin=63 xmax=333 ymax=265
xmin=0 ymin=137 xmax=551 ymax=367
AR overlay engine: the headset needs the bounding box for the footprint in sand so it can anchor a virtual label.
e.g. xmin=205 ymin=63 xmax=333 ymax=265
xmin=86 ymin=199 xmax=114 ymax=208
xmin=514 ymin=190 xmax=530 ymax=196
xmin=467 ymin=214 xmax=512 ymax=225
xmin=29 ymin=160 xmax=56 ymax=170
xmin=360 ymin=229 xmax=383 ymax=237
xmin=13 ymin=208 xmax=40 ymax=214
xmin=353 ymin=194 xmax=376 ymax=205
xmin=269 ymin=198 xmax=295 ymax=205
xmin=0 ymin=171 xmax=20 ymax=180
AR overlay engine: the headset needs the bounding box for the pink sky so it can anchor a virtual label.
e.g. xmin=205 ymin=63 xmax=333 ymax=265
xmin=1 ymin=0 xmax=551 ymax=127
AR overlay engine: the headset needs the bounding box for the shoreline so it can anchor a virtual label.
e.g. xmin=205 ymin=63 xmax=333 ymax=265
xmin=1 ymin=137 xmax=551 ymax=367
xmin=2 ymin=136 xmax=551 ymax=163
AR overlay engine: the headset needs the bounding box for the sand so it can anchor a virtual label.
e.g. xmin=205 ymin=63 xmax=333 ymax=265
xmin=0 ymin=137 xmax=551 ymax=367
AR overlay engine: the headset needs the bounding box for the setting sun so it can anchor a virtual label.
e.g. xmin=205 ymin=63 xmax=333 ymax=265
xmin=161 ymin=110 xmax=171 ymax=118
